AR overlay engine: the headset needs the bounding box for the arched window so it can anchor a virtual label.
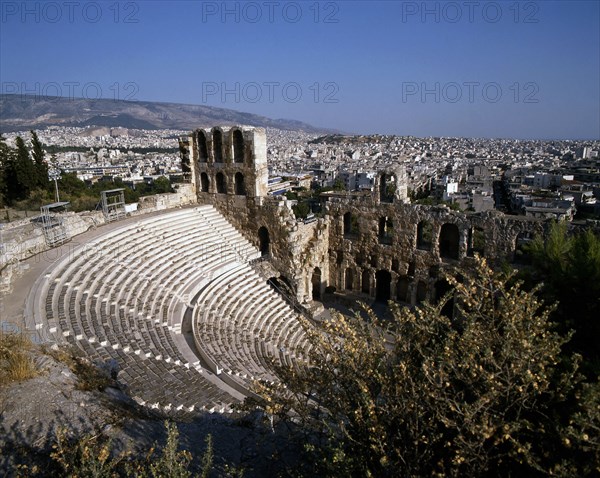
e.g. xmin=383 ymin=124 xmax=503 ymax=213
xmin=514 ymin=232 xmax=533 ymax=264
xmin=258 ymin=226 xmax=270 ymax=256
xmin=234 ymin=172 xmax=246 ymax=195
xmin=312 ymin=267 xmax=322 ymax=300
xmin=468 ymin=226 xmax=485 ymax=256
xmin=375 ymin=270 xmax=391 ymax=302
xmin=380 ymin=173 xmax=395 ymax=203
xmin=361 ymin=270 xmax=370 ymax=294
xmin=417 ymin=221 xmax=433 ymax=250
xmin=439 ymin=223 xmax=460 ymax=260
xmin=197 ymin=131 xmax=208 ymax=162
xmin=416 ymin=281 xmax=427 ymax=304
xmin=212 ymin=129 xmax=223 ymax=163
xmin=200 ymin=172 xmax=209 ymax=192
xmin=378 ymin=216 xmax=393 ymax=245
xmin=435 ymin=278 xmax=454 ymax=317
xmin=345 ymin=268 xmax=353 ymax=291
xmin=215 ymin=172 xmax=226 ymax=194
xmin=343 ymin=212 xmax=358 ymax=237
xmin=397 ymin=276 xmax=409 ymax=303
xmin=233 ymin=129 xmax=244 ymax=163
xmin=180 ymin=141 xmax=191 ymax=173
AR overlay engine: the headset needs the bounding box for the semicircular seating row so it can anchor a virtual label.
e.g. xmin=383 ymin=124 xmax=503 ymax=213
xmin=192 ymin=261 xmax=312 ymax=395
xmin=30 ymin=205 xmax=307 ymax=415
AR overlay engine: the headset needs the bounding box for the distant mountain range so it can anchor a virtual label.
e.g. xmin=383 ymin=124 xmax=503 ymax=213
xmin=0 ymin=94 xmax=338 ymax=134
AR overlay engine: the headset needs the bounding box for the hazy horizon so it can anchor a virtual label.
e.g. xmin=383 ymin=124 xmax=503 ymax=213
xmin=1 ymin=1 xmax=599 ymax=140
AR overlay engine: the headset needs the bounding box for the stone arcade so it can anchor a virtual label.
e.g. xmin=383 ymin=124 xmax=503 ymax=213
xmin=179 ymin=126 xmax=545 ymax=306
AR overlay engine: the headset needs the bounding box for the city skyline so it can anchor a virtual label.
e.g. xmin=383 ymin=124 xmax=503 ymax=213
xmin=1 ymin=1 xmax=599 ymax=140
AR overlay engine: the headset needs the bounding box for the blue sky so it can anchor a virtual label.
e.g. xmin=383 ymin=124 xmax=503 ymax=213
xmin=1 ymin=0 xmax=599 ymax=139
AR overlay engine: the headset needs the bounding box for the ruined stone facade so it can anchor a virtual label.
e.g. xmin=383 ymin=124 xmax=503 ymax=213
xmin=179 ymin=127 xmax=547 ymax=306
xmin=180 ymin=126 xmax=268 ymax=199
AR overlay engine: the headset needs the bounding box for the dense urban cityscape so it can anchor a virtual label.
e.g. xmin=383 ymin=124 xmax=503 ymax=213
xmin=3 ymin=125 xmax=599 ymax=222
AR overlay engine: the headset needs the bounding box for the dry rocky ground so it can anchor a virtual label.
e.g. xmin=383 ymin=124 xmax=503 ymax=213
xmin=0 ymin=345 xmax=300 ymax=477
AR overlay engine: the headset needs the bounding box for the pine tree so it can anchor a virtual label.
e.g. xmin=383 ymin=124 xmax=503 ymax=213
xmin=14 ymin=136 xmax=36 ymax=201
xmin=0 ymin=136 xmax=19 ymax=205
xmin=0 ymin=137 xmax=8 ymax=207
xmin=30 ymin=130 xmax=49 ymax=189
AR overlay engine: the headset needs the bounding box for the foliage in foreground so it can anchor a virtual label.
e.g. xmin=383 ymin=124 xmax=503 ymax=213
xmin=0 ymin=332 xmax=37 ymax=386
xmin=47 ymin=421 xmax=212 ymax=478
xmin=248 ymin=257 xmax=599 ymax=477
xmin=3 ymin=342 xmax=217 ymax=477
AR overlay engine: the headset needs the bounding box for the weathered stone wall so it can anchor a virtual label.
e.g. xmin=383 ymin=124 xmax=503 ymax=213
xmin=135 ymin=183 xmax=196 ymax=212
xmin=0 ymin=184 xmax=197 ymax=293
xmin=183 ymin=126 xmax=268 ymax=199
xmin=0 ymin=211 xmax=103 ymax=293
xmin=182 ymin=125 xmax=551 ymax=306
xmin=201 ymin=193 xmax=330 ymax=304
xmin=325 ymin=196 xmax=545 ymax=305
xmin=183 ymin=125 xmax=332 ymax=302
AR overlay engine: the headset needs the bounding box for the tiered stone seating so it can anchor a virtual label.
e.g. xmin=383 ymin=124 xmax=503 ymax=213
xmin=192 ymin=263 xmax=311 ymax=395
xmin=194 ymin=207 xmax=258 ymax=263
xmin=28 ymin=204 xmax=309 ymax=414
xmin=30 ymin=205 xmax=263 ymax=414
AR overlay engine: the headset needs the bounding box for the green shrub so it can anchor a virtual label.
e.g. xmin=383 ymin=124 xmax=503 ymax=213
xmin=248 ymin=257 xmax=599 ymax=477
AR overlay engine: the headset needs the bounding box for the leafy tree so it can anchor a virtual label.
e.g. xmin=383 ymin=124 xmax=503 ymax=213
xmin=292 ymin=201 xmax=310 ymax=219
xmin=248 ymin=257 xmax=598 ymax=477
xmin=415 ymin=196 xmax=435 ymax=206
xmin=443 ymin=200 xmax=461 ymax=211
xmin=152 ymin=176 xmax=173 ymax=194
xmin=56 ymin=172 xmax=87 ymax=196
xmin=30 ymin=130 xmax=49 ymax=189
xmin=529 ymin=221 xmax=571 ymax=277
xmin=409 ymin=186 xmax=432 ymax=202
xmin=526 ymin=222 xmax=600 ymax=376
xmin=333 ymin=178 xmax=346 ymax=191
xmin=0 ymin=136 xmax=24 ymax=205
